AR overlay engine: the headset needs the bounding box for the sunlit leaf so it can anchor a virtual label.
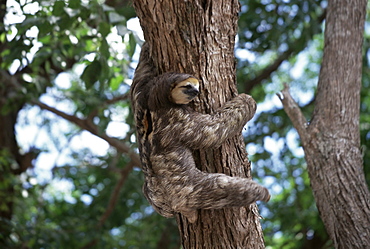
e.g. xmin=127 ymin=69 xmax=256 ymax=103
xmin=110 ymin=75 xmax=124 ymax=91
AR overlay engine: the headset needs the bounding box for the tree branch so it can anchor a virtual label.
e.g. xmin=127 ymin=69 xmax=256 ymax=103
xmin=97 ymin=161 xmax=135 ymax=227
xmin=243 ymin=9 xmax=326 ymax=93
xmin=86 ymin=93 xmax=129 ymax=121
xmin=244 ymin=49 xmax=292 ymax=93
xmin=32 ymin=100 xmax=141 ymax=167
xmin=80 ymin=239 xmax=98 ymax=249
xmin=277 ymin=83 xmax=309 ymax=145
xmin=80 ymin=159 xmax=135 ymax=249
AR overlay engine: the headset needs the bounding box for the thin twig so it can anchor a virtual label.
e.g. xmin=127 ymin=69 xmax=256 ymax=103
xmin=32 ymin=100 xmax=141 ymax=167
xmin=86 ymin=93 xmax=130 ymax=121
xmin=80 ymin=239 xmax=98 ymax=249
xmin=244 ymin=49 xmax=293 ymax=93
xmin=98 ymin=161 xmax=135 ymax=227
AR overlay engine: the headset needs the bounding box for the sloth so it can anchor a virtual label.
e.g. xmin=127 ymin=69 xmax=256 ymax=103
xmin=130 ymin=43 xmax=270 ymax=223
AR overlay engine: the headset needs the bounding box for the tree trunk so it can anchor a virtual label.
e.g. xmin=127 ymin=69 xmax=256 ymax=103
xmin=133 ymin=0 xmax=265 ymax=248
xmin=279 ymin=0 xmax=370 ymax=248
xmin=0 ymin=0 xmax=21 ymax=242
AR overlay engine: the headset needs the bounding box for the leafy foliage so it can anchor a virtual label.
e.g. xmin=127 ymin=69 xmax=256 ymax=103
xmin=0 ymin=0 xmax=369 ymax=248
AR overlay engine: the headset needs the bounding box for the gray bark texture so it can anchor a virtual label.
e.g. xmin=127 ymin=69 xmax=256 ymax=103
xmin=279 ymin=0 xmax=370 ymax=248
xmin=133 ymin=0 xmax=265 ymax=248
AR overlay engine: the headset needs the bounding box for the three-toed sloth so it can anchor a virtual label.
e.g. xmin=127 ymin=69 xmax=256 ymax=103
xmin=130 ymin=43 xmax=270 ymax=223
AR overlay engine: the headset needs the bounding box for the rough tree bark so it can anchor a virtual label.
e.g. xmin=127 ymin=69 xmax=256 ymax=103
xmin=133 ymin=0 xmax=265 ymax=248
xmin=278 ymin=0 xmax=370 ymax=248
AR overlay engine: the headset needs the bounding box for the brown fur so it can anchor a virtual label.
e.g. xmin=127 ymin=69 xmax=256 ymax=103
xmin=130 ymin=43 xmax=270 ymax=223
xmin=170 ymin=78 xmax=199 ymax=104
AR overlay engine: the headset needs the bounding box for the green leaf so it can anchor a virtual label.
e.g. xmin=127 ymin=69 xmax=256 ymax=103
xmin=52 ymin=1 xmax=65 ymax=16
xmin=69 ymin=0 xmax=81 ymax=9
xmin=58 ymin=15 xmax=76 ymax=31
xmin=81 ymin=60 xmax=102 ymax=89
xmin=79 ymin=6 xmax=91 ymax=19
xmin=109 ymin=75 xmax=123 ymax=91
xmin=98 ymin=22 xmax=111 ymax=38
xmin=128 ymin=33 xmax=136 ymax=58
xmin=38 ymin=21 xmax=53 ymax=37
xmin=99 ymin=38 xmax=110 ymax=59
xmin=98 ymin=57 xmax=110 ymax=85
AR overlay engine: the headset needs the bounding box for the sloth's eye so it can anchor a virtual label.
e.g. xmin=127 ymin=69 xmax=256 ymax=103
xmin=181 ymin=85 xmax=194 ymax=89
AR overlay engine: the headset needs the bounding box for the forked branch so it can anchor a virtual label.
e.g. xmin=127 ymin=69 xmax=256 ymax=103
xmin=277 ymin=83 xmax=309 ymax=145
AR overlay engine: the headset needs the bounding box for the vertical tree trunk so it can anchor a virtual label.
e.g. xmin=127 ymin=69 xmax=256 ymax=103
xmin=133 ymin=0 xmax=265 ymax=247
xmin=279 ymin=0 xmax=370 ymax=248
xmin=0 ymin=0 xmax=20 ymax=242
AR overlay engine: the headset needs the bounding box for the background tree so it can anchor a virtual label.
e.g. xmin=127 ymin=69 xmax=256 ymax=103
xmin=0 ymin=0 xmax=369 ymax=248
xmin=278 ymin=0 xmax=370 ymax=247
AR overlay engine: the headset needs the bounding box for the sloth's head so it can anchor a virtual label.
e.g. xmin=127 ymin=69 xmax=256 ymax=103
xmin=170 ymin=77 xmax=200 ymax=105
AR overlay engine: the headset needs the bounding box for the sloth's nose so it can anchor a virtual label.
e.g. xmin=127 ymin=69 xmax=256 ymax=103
xmin=185 ymin=88 xmax=199 ymax=98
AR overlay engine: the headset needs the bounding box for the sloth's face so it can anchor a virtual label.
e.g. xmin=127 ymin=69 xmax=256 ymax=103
xmin=171 ymin=78 xmax=200 ymax=105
